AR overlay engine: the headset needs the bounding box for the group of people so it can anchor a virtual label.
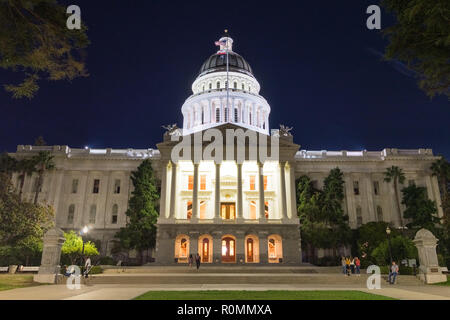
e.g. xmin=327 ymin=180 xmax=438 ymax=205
xmin=63 ymin=256 xmax=92 ymax=279
xmin=341 ymin=256 xmax=361 ymax=276
xmin=188 ymin=253 xmax=201 ymax=270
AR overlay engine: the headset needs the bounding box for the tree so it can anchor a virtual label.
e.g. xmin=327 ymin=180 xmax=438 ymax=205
xmin=0 ymin=152 xmax=17 ymax=179
xmin=61 ymin=231 xmax=99 ymax=265
xmin=401 ymin=184 xmax=440 ymax=231
xmin=31 ymin=151 xmax=54 ymax=204
xmin=381 ymin=0 xmax=450 ymax=99
xmin=384 ymin=166 xmax=406 ymax=229
xmin=0 ymin=173 xmax=54 ymax=264
xmin=0 ymin=0 xmax=90 ymax=99
xmin=372 ymin=235 xmax=418 ymax=266
xmin=115 ymin=159 xmax=160 ymax=264
xmin=431 ymin=157 xmax=450 ymax=225
xmin=16 ymin=158 xmax=36 ymax=200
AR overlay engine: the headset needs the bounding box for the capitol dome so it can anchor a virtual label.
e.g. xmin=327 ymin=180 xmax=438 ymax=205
xmin=199 ymin=52 xmax=253 ymax=77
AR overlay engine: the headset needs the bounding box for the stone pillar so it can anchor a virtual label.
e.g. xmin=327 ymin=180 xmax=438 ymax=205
xmin=34 ymin=227 xmax=65 ymax=284
xmin=288 ymin=162 xmax=297 ymax=220
xmin=413 ymin=228 xmax=448 ymax=284
xmin=258 ymin=162 xmax=265 ymax=221
xmin=159 ymin=161 xmax=169 ymax=220
xmin=258 ymin=231 xmax=268 ymax=264
xmin=279 ymin=161 xmax=288 ymax=220
xmin=236 ymin=231 xmax=245 ymax=264
xmin=192 ymin=163 xmax=199 ymax=221
xmin=214 ymin=163 xmax=221 ymax=221
xmin=169 ymin=161 xmax=177 ymax=219
xmin=189 ymin=231 xmax=199 ymax=258
xmin=212 ymin=231 xmax=222 ymax=264
xmin=237 ymin=162 xmax=243 ymax=220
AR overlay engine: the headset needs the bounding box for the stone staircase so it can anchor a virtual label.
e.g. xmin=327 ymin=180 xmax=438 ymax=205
xmin=86 ymin=266 xmax=424 ymax=286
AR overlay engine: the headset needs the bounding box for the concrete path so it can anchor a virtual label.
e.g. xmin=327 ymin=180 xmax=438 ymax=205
xmin=0 ymin=283 xmax=448 ymax=300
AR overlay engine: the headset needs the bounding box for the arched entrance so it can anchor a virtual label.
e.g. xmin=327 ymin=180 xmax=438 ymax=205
xmin=245 ymin=234 xmax=260 ymax=263
xmin=247 ymin=238 xmax=254 ymax=262
xmin=198 ymin=234 xmax=213 ymax=263
xmin=221 ymin=236 xmax=236 ymax=263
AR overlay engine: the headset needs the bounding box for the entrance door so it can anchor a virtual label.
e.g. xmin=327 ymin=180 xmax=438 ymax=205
xmin=202 ymin=238 xmax=210 ymax=262
xmin=221 ymin=237 xmax=236 ymax=262
xmin=247 ymin=238 xmax=254 ymax=262
xmin=221 ymin=202 xmax=236 ymax=220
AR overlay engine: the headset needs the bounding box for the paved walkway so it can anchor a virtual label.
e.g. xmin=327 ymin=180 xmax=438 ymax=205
xmin=0 ymin=283 xmax=448 ymax=300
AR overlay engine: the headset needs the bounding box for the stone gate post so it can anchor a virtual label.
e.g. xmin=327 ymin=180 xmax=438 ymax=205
xmin=34 ymin=227 xmax=65 ymax=284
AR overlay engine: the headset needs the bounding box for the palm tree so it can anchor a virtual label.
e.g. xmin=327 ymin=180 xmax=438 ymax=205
xmin=16 ymin=158 xmax=36 ymax=200
xmin=384 ymin=166 xmax=406 ymax=229
xmin=31 ymin=151 xmax=55 ymax=205
xmin=0 ymin=152 xmax=18 ymax=179
xmin=431 ymin=156 xmax=450 ymax=197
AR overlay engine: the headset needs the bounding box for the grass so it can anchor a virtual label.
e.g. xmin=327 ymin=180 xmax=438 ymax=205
xmin=134 ymin=290 xmax=396 ymax=300
xmin=0 ymin=274 xmax=41 ymax=291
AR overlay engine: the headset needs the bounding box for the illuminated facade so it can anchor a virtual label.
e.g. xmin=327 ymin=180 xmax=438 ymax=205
xmin=9 ymin=35 xmax=444 ymax=264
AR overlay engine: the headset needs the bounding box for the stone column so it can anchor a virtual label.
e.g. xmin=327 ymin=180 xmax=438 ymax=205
xmin=159 ymin=160 xmax=169 ymax=220
xmin=236 ymin=231 xmax=245 ymax=264
xmin=237 ymin=162 xmax=243 ymax=220
xmin=189 ymin=231 xmax=199 ymax=258
xmin=413 ymin=228 xmax=448 ymax=284
xmin=169 ymin=161 xmax=177 ymax=219
xmin=279 ymin=161 xmax=288 ymax=220
xmin=258 ymin=231 xmax=268 ymax=264
xmin=34 ymin=227 xmax=65 ymax=284
xmin=192 ymin=162 xmax=199 ymax=221
xmin=364 ymin=174 xmax=376 ymax=222
xmin=214 ymin=163 xmax=221 ymax=221
xmin=258 ymin=162 xmax=265 ymax=221
xmin=288 ymin=162 xmax=297 ymax=220
xmin=212 ymin=231 xmax=222 ymax=264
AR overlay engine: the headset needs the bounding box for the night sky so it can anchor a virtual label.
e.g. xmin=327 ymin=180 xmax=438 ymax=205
xmin=1 ymin=1 xmax=449 ymax=158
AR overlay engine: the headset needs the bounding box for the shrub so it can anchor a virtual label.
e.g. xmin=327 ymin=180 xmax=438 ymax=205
xmin=315 ymin=256 xmax=340 ymax=266
xmin=89 ymin=266 xmax=103 ymax=274
xmin=98 ymin=256 xmax=115 ymax=265
xmin=371 ymin=235 xmax=418 ymax=266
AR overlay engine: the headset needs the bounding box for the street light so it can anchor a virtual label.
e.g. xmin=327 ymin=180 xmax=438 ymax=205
xmin=80 ymin=225 xmax=89 ymax=256
xmin=386 ymin=226 xmax=393 ymax=265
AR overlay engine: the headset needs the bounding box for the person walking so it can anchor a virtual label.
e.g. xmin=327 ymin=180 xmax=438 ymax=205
xmin=388 ymin=261 xmax=399 ymax=284
xmin=355 ymin=257 xmax=361 ymax=276
xmin=188 ymin=254 xmax=194 ymax=267
xmin=345 ymin=257 xmax=351 ymax=276
xmin=195 ymin=253 xmax=201 ymax=270
xmin=84 ymin=256 xmax=91 ymax=279
xmin=341 ymin=257 xmax=347 ymax=275
xmin=350 ymin=257 xmax=355 ymax=274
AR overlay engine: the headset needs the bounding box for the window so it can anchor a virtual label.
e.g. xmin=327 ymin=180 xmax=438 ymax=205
xmin=233 ymin=82 xmax=237 ymax=89
xmin=114 ymin=179 xmax=121 ymax=194
xmin=67 ymin=204 xmax=75 ymax=224
xmin=234 ymin=108 xmax=238 ymax=122
xmin=249 ymin=201 xmax=257 ymax=219
xmin=71 ymin=179 xmax=78 ymax=194
xmin=200 ymin=175 xmax=206 ymax=190
xmin=225 ymin=108 xmax=228 ymax=121
xmin=180 ymin=239 xmax=188 ymax=257
xmin=249 ymin=111 xmax=252 ymax=125
xmin=265 ymin=201 xmax=269 ymax=219
xmin=112 ymin=204 xmax=118 ymax=224
xmin=215 ymin=107 xmax=220 ymax=122
xmin=89 ymin=204 xmax=97 ymax=224
xmin=209 ymin=83 xmax=212 ymax=90
xmin=93 ymin=179 xmax=100 ymax=194
xmin=201 ymin=109 xmax=204 ymax=124
xmin=188 ymin=175 xmax=193 ymax=190
xmin=200 ymin=201 xmax=206 ymax=219
xmin=268 ymin=239 xmax=276 ymax=258
xmin=187 ymin=201 xmax=192 ymax=219
xmin=216 ymin=81 xmax=220 ymax=89
xmin=249 ymin=175 xmax=256 ymax=190
xmin=356 ymin=206 xmax=362 ymax=227
xmin=377 ymin=206 xmax=383 ymax=222
xmin=408 ymin=179 xmax=415 ymax=186
xmin=353 ymin=181 xmax=359 ymax=195
xmin=373 ymin=181 xmax=379 ymax=195
xmin=242 ymin=83 xmax=245 ymax=90
xmin=263 ymin=176 xmax=268 ymax=190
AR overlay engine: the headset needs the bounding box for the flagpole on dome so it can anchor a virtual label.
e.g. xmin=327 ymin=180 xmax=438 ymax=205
xmin=225 ymin=29 xmax=229 ymax=122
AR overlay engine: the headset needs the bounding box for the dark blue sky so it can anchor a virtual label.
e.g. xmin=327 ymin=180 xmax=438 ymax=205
xmin=1 ymin=1 xmax=449 ymax=158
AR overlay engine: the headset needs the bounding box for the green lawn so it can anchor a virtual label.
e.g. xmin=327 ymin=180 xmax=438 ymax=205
xmin=0 ymin=274 xmax=41 ymax=291
xmin=134 ymin=290 xmax=396 ymax=300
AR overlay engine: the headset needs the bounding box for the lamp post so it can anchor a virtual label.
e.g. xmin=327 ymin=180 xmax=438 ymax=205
xmin=386 ymin=226 xmax=393 ymax=264
xmin=80 ymin=225 xmax=89 ymax=256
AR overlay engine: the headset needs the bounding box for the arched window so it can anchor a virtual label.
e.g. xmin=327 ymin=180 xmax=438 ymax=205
xmin=224 ymin=107 xmax=228 ymax=122
xmin=67 ymin=204 xmax=75 ymax=224
xmin=233 ymin=82 xmax=237 ymax=89
xmin=89 ymin=204 xmax=96 ymax=224
xmin=356 ymin=206 xmax=363 ymax=227
xmin=209 ymin=83 xmax=212 ymax=90
xmin=377 ymin=206 xmax=383 ymax=222
xmin=201 ymin=109 xmax=204 ymax=124
xmin=249 ymin=111 xmax=252 ymax=125
xmin=216 ymin=81 xmax=220 ymax=89
xmin=247 ymin=238 xmax=254 ymax=262
xmin=180 ymin=238 xmax=188 ymax=257
xmin=268 ymin=239 xmax=276 ymax=258
xmin=202 ymin=85 xmax=205 ymax=91
xmin=234 ymin=107 xmax=238 ymax=122
xmin=112 ymin=204 xmax=118 ymax=224
xmin=216 ymin=107 xmax=220 ymax=122
xmin=242 ymin=83 xmax=245 ymax=90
